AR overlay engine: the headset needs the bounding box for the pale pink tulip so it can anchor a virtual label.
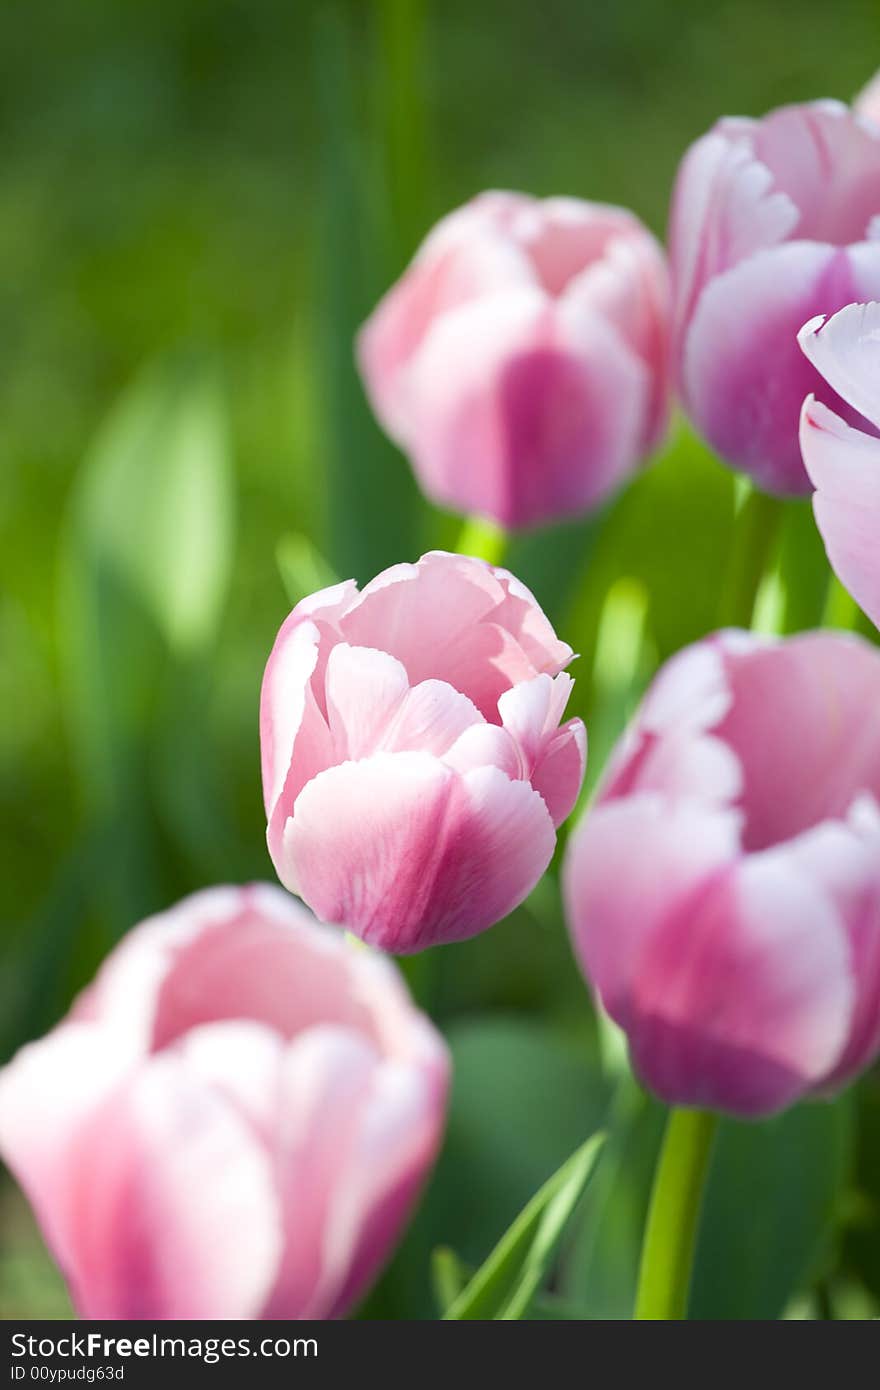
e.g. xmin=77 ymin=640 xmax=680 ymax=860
xmin=261 ymin=550 xmax=586 ymax=952
xmin=670 ymin=99 xmax=880 ymax=494
xmin=0 ymin=885 xmax=449 ymax=1319
xmin=564 ymin=631 xmax=880 ymax=1117
xmin=357 ymin=192 xmax=670 ymax=529
xmin=799 ymin=302 xmax=880 ymax=629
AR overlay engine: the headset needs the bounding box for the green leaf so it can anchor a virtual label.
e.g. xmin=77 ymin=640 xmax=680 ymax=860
xmin=54 ymin=355 xmax=234 ymax=937
xmin=431 ymin=1249 xmax=586 ymax=1321
xmin=443 ymin=1132 xmax=605 ymax=1320
xmin=59 ymin=355 xmax=233 ymax=806
xmin=431 ymin=1246 xmax=467 ymax=1315
xmin=71 ymin=355 xmax=233 ymax=656
xmin=559 ymin=1080 xmax=665 ymax=1319
xmin=689 ymin=1096 xmax=853 ymax=1319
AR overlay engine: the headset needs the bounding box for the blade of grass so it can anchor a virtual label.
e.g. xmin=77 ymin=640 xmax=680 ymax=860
xmin=443 ymin=1132 xmax=605 ymax=1320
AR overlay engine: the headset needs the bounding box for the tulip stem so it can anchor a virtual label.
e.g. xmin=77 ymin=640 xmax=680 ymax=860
xmin=633 ymin=1107 xmax=717 ymax=1320
xmin=456 ymin=515 xmax=508 ymax=567
xmin=718 ymin=487 xmax=784 ymax=628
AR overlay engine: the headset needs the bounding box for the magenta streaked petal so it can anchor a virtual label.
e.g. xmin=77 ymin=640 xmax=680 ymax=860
xmin=281 ymin=752 xmax=555 ymax=953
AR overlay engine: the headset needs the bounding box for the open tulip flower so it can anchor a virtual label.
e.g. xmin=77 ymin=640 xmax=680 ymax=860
xmin=261 ymin=550 xmax=587 ymax=953
xmin=564 ymin=630 xmax=880 ymax=1118
xmin=799 ymin=301 xmax=880 ymax=630
xmin=0 ymin=886 xmax=449 ymax=1320
xmin=671 ymin=98 xmax=880 ymax=494
xmin=357 ymin=191 xmax=670 ymax=529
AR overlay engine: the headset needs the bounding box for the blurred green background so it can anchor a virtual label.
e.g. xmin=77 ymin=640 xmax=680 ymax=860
xmin=2 ymin=0 xmax=880 ymax=1319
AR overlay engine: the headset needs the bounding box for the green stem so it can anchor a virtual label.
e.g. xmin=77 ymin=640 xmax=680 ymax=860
xmin=456 ymin=515 xmax=508 ymax=567
xmin=823 ymin=573 xmax=865 ymax=632
xmin=634 ymin=1107 xmax=718 ymax=1320
xmin=718 ymin=487 xmax=785 ymax=629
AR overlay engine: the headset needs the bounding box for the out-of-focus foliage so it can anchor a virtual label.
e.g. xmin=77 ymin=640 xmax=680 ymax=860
xmin=3 ymin=0 xmax=880 ymax=1319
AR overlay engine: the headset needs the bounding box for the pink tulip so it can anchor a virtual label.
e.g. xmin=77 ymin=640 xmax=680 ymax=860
xmin=563 ymin=631 xmax=880 ymax=1117
xmin=261 ymin=550 xmax=586 ymax=952
xmin=0 ymin=885 xmax=449 ymax=1320
xmin=799 ymin=302 xmax=880 ymax=630
xmin=357 ymin=192 xmax=670 ymax=529
xmin=670 ymin=99 xmax=880 ymax=494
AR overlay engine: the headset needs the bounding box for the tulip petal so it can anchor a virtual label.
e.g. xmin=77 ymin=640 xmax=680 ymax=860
xmin=569 ymin=227 xmax=671 ymax=448
xmin=511 ymin=196 xmax=644 ymax=296
xmin=529 ymin=719 xmax=588 ymax=826
xmin=639 ymin=638 xmax=735 ymax=734
xmin=715 ymin=631 xmax=880 ymax=850
xmin=263 ymin=1026 xmax=380 ymax=1319
xmin=629 ymin=850 xmax=853 ymax=1115
xmin=683 ymin=241 xmax=880 ymax=494
xmin=601 ymin=641 xmax=743 ymax=807
xmin=265 ymin=1028 xmax=443 ymax=1319
xmin=798 ymin=300 xmax=880 ymax=429
xmin=148 ymin=893 xmax=406 ymax=1056
xmin=669 ymin=128 xmax=799 ymax=335
xmin=616 ymin=726 xmax=743 ymax=809
xmin=342 ymin=551 xmax=503 ymax=648
xmin=51 ymin=1054 xmax=282 ymax=1319
xmin=260 ymin=581 xmax=361 ymax=853
xmin=564 ymin=794 xmax=741 ymax=1025
xmin=497 ymin=672 xmax=571 ymax=770
xmin=498 ymin=673 xmax=587 ymax=824
xmin=323 ymin=644 xmax=486 ymax=760
xmin=320 ymin=1058 xmax=444 ymax=1319
xmin=775 ymin=800 xmax=880 ymax=1090
xmin=483 ymin=565 xmax=574 ymax=674
xmin=800 ymin=396 xmax=880 ymax=629
xmin=339 ymin=552 xmax=570 ymax=719
xmin=75 ymin=884 xmax=423 ymax=1070
xmin=324 ymin=644 xmax=411 ymax=760
xmin=260 ymin=616 xmax=322 ymax=818
xmin=169 ymin=1019 xmax=285 ymax=1138
xmin=357 ymin=231 xmax=533 ymax=442
xmin=282 ymin=752 xmax=555 ymax=952
xmin=747 ymin=102 xmax=880 ymax=246
xmin=385 ymin=679 xmax=485 ymax=755
xmin=0 ymin=1024 xmax=136 ymax=1278
xmin=442 ymin=722 xmax=521 ymax=778
xmin=402 ymin=288 xmax=647 ymax=528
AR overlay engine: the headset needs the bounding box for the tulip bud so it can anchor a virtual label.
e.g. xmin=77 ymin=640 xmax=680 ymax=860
xmin=261 ymin=550 xmax=587 ymax=951
xmin=0 ymin=885 xmax=449 ymax=1319
xmin=564 ymin=631 xmax=880 ymax=1117
xmin=358 ymin=192 xmax=670 ymax=529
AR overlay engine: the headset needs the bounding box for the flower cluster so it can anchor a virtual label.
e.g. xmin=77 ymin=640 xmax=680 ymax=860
xmin=4 ymin=73 xmax=880 ymax=1325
